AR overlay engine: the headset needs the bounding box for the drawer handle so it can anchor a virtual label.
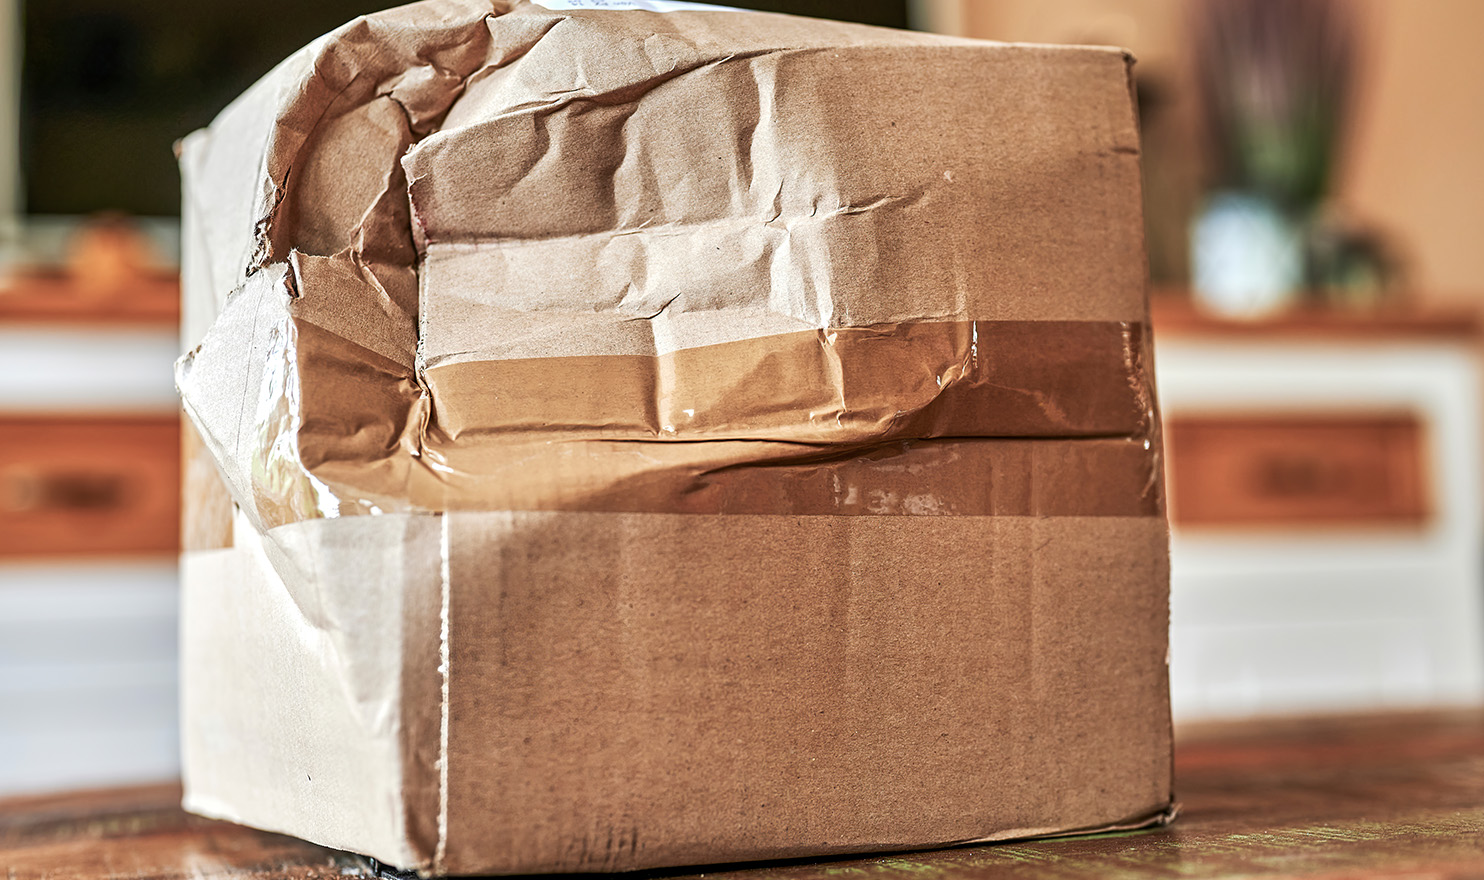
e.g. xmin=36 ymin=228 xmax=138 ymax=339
xmin=1254 ymin=455 xmax=1353 ymax=498
xmin=1 ymin=466 xmax=129 ymax=513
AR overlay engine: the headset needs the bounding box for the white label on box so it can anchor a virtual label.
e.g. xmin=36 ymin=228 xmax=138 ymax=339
xmin=532 ymin=0 xmax=738 ymax=12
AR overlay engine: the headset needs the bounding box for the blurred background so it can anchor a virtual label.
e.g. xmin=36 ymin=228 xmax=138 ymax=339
xmin=2 ymin=0 xmax=1482 ymax=796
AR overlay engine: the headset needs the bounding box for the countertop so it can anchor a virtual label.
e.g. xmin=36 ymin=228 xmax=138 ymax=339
xmin=3 ymin=709 xmax=1482 ymax=879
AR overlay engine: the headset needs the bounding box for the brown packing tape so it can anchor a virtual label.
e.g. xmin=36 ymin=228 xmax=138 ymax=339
xmin=672 ymin=435 xmax=1164 ymax=518
xmin=352 ymin=435 xmax=1160 ymax=518
xmin=288 ymin=319 xmax=1155 ymax=520
xmin=421 ymin=320 xmax=1150 ymax=443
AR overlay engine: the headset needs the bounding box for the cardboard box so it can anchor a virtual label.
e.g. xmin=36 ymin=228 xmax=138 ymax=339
xmin=175 ymin=0 xmax=1173 ymax=874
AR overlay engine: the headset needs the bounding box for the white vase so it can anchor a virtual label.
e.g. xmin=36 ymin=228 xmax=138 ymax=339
xmin=1190 ymin=191 xmax=1304 ymax=317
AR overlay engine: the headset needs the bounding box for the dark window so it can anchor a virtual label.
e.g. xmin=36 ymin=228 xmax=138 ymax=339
xmin=20 ymin=0 xmax=909 ymax=217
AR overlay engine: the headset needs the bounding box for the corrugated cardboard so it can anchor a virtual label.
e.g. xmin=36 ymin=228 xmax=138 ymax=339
xmin=175 ymin=0 xmax=1174 ymax=874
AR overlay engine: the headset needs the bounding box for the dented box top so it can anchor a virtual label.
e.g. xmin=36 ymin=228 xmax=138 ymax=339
xmin=176 ymin=0 xmax=1154 ymax=528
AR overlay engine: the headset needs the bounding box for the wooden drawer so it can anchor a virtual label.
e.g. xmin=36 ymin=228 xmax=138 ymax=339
xmin=1166 ymin=413 xmax=1429 ymax=527
xmin=0 ymin=415 xmax=180 ymax=558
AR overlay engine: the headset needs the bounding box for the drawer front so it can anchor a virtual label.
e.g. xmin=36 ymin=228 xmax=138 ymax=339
xmin=0 ymin=416 xmax=180 ymax=557
xmin=1166 ymin=413 xmax=1429 ymax=527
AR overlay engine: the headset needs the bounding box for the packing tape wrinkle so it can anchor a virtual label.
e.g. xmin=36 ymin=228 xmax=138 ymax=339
xmin=212 ymin=302 xmax=1158 ymax=527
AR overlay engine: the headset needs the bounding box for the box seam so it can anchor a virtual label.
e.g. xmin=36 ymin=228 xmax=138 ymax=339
xmin=434 ymin=511 xmax=452 ymax=874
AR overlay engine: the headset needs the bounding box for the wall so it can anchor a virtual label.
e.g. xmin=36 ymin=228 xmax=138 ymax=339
xmin=914 ymin=0 xmax=1484 ymax=301
xmin=1341 ymin=0 xmax=1484 ymax=304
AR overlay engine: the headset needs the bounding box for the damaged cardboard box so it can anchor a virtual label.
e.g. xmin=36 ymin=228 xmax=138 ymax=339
xmin=175 ymin=0 xmax=1174 ymax=874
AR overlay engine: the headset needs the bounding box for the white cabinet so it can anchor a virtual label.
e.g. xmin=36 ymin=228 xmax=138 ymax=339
xmin=0 ymin=563 xmax=179 ymax=794
xmin=0 ymin=274 xmax=181 ymax=795
xmin=1156 ymin=310 xmax=1484 ymax=719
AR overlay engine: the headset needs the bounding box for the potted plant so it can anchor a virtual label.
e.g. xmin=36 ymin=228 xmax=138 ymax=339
xmin=1190 ymin=0 xmax=1358 ymax=315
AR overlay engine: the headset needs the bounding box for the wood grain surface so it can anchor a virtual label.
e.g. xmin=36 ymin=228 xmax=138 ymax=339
xmin=0 ymin=415 xmax=180 ymax=558
xmin=1150 ymin=295 xmax=1482 ymax=341
xmin=2 ymin=710 xmax=1481 ymax=879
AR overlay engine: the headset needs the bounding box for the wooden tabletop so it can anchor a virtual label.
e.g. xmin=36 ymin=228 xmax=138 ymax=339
xmin=1150 ymin=295 xmax=1482 ymax=341
xmin=3 ymin=709 xmax=1482 ymax=879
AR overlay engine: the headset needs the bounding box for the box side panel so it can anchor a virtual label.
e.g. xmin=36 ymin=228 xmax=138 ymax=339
xmin=179 ymin=513 xmax=441 ymax=869
xmin=440 ymin=510 xmax=1171 ymax=874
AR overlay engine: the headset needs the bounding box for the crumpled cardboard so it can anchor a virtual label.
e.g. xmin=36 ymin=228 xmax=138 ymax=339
xmin=175 ymin=0 xmax=1174 ymax=874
